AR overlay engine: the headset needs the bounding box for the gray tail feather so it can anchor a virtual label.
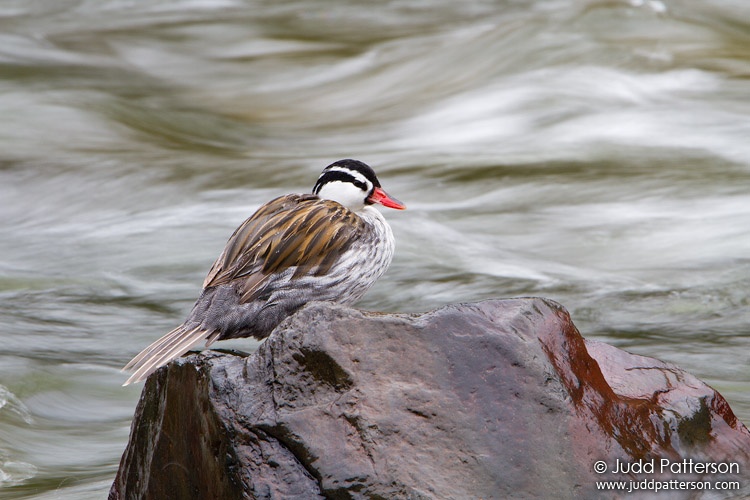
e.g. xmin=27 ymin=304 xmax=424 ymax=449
xmin=122 ymin=324 xmax=217 ymax=386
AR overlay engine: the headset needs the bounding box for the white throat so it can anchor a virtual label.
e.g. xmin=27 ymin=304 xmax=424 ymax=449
xmin=316 ymin=181 xmax=367 ymax=211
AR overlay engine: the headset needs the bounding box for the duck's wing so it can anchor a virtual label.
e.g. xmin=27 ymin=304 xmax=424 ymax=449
xmin=203 ymin=193 xmax=364 ymax=302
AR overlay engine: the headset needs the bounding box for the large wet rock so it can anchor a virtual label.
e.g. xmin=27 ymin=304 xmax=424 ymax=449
xmin=110 ymin=298 xmax=750 ymax=499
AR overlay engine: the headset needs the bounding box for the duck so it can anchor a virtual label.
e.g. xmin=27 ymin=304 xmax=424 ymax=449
xmin=123 ymin=159 xmax=405 ymax=385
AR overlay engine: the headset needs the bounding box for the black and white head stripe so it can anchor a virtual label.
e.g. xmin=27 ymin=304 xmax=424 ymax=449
xmin=313 ymin=159 xmax=381 ymax=195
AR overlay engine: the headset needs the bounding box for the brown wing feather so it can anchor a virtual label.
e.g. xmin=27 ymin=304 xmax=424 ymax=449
xmin=202 ymin=194 xmax=364 ymax=303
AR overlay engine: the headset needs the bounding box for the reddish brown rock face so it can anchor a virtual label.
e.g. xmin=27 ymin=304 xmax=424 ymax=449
xmin=111 ymin=299 xmax=750 ymax=499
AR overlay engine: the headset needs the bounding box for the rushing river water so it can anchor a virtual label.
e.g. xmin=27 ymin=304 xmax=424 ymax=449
xmin=1 ymin=0 xmax=749 ymax=497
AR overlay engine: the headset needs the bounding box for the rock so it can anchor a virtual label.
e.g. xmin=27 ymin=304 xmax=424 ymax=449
xmin=110 ymin=298 xmax=750 ymax=499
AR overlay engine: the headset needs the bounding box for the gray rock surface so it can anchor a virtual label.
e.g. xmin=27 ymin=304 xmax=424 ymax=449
xmin=110 ymin=298 xmax=750 ymax=499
